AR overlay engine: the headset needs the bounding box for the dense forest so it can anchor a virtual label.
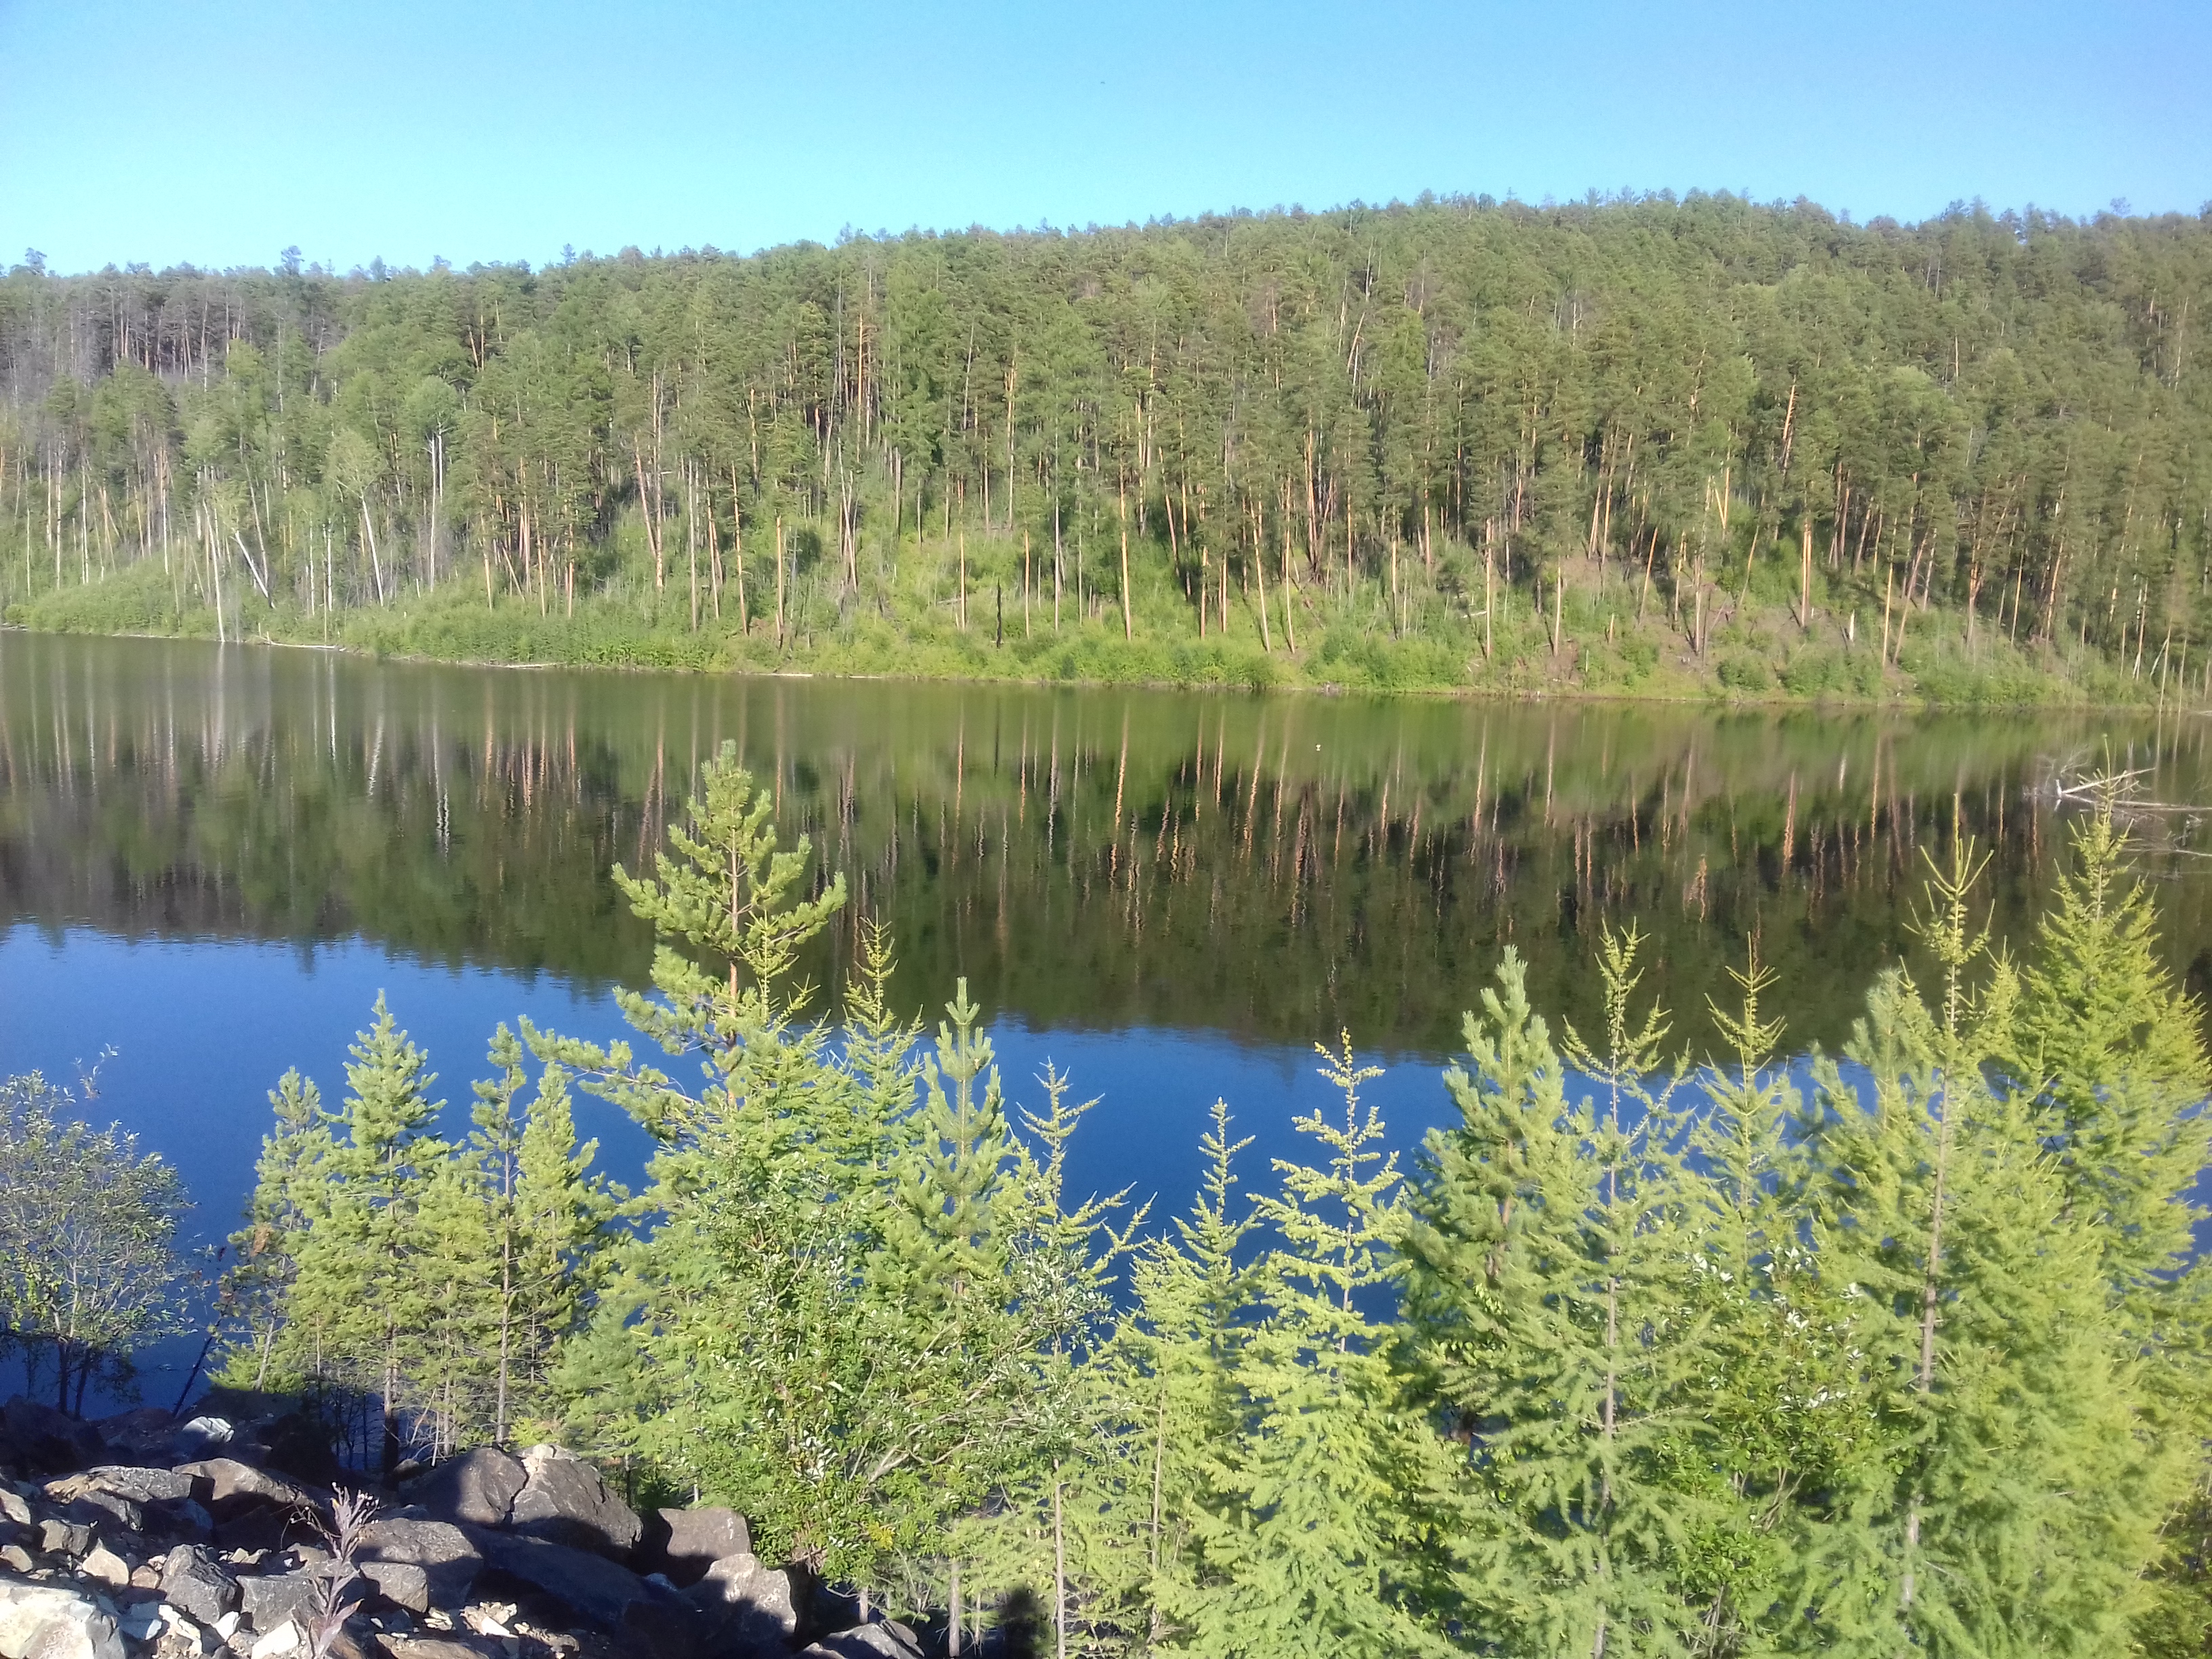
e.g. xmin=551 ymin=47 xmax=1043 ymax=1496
xmin=3 ymin=193 xmax=2210 ymax=701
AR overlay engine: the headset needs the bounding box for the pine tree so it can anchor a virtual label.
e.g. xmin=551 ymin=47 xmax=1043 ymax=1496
xmin=504 ymin=1054 xmax=619 ymax=1443
xmin=291 ymin=992 xmax=447 ymax=1477
xmin=1109 ymin=1100 xmax=1258 ymax=1647
xmin=2006 ymin=790 xmax=2212 ymax=1654
xmin=2012 ymin=789 xmax=2211 ymax=1295
xmin=414 ymin=1135 xmax=495 ymax=1456
xmin=1170 ymin=1034 xmax=1451 ymax=1658
xmin=887 ymin=981 xmax=1017 ymax=1301
xmin=1401 ymin=939 xmax=1717 ymax=1656
xmin=1679 ymin=939 xmax=1881 ymax=1648
xmin=467 ymin=1025 xmax=532 ymax=1444
xmin=541 ymin=747 xmax=1113 ymax=1597
xmin=942 ymin=1064 xmax=1148 ymax=1654
xmin=1795 ymin=841 xmax=2159 ymax=1655
xmin=221 ymin=1069 xmax=335 ymax=1392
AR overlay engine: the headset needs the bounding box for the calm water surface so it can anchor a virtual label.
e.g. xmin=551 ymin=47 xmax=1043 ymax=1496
xmin=5 ymin=632 xmax=2210 ymax=1371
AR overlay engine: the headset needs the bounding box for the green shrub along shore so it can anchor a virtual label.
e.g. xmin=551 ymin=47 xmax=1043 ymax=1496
xmin=105 ymin=751 xmax=2196 ymax=1656
xmin=5 ymin=194 xmax=2211 ymax=708
xmin=0 ymin=569 xmax=2176 ymax=708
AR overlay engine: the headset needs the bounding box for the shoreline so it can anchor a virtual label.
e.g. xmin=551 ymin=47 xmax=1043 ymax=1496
xmin=2 ymin=617 xmax=2190 ymax=718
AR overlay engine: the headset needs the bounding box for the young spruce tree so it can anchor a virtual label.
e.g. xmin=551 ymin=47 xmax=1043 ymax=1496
xmin=1170 ymin=1035 xmax=1452 ymax=1658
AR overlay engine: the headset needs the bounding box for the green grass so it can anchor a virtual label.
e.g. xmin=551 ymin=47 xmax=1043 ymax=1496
xmin=3 ymin=558 xmax=2170 ymax=713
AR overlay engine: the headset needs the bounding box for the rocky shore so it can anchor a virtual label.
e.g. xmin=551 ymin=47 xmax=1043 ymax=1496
xmin=0 ymin=1396 xmax=941 ymax=1659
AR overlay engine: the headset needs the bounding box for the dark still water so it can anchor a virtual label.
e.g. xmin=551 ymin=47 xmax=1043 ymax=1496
xmin=5 ymin=632 xmax=2211 ymax=1355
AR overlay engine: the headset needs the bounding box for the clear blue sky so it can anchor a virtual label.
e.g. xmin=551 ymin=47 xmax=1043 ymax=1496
xmin=1 ymin=0 xmax=2205 ymax=276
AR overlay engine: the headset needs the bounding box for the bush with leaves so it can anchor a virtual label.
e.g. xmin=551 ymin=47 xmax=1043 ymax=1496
xmin=0 ymin=1069 xmax=193 ymax=1411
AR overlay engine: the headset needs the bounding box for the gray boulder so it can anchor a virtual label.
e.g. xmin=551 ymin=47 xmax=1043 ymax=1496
xmin=798 ymin=1622 xmax=923 ymax=1659
xmin=359 ymin=1561 xmax=431 ymax=1617
xmin=52 ymin=1493 xmax=138 ymax=1537
xmin=684 ymin=1551 xmax=800 ymax=1654
xmin=142 ymin=1496 xmax=215 ymax=1546
xmin=237 ymin=1571 xmax=325 ymax=1635
xmin=357 ymin=1521 xmax=480 ymax=1610
xmin=0 ymin=1578 xmax=125 ymax=1659
xmin=472 ymin=1532 xmax=697 ymax=1658
xmin=93 ymin=1410 xmax=178 ymax=1463
xmin=158 ymin=1546 xmax=241 ymax=1629
xmin=640 ymin=1509 xmax=750 ymax=1588
xmin=169 ymin=1419 xmax=237 ymax=1464
xmin=47 ymin=1467 xmax=194 ymax=1508
xmin=398 ymin=1452 xmax=525 ymax=1531
xmin=170 ymin=1460 xmax=315 ymax=1523
xmin=506 ymin=1448 xmax=640 ymax=1561
xmin=35 ymin=1519 xmax=91 ymax=1560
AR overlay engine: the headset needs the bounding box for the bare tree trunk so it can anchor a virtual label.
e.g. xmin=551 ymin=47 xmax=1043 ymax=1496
xmin=1118 ymin=475 xmax=1132 ymax=640
xmin=1052 ymin=1471 xmax=1067 ymax=1659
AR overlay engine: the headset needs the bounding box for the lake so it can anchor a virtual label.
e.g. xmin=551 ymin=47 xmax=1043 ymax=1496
xmin=3 ymin=631 xmax=2209 ymax=1401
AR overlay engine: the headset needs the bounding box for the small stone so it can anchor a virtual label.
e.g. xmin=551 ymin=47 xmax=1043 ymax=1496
xmin=81 ymin=1544 xmax=132 ymax=1586
xmin=119 ymin=1601 xmax=167 ymax=1641
xmin=248 ymin=1620 xmax=301 ymax=1659
xmin=213 ymin=1612 xmax=239 ymax=1641
xmin=129 ymin=1567 xmax=161 ymax=1591
xmin=0 ymin=1490 xmax=28 ymax=1527
xmin=0 ymin=1544 xmax=32 ymax=1573
xmin=39 ymin=1517 xmax=93 ymax=1558
xmin=155 ymin=1607 xmax=210 ymax=1658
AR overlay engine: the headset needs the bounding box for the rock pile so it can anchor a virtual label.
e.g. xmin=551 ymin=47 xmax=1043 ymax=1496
xmin=0 ymin=1397 xmax=932 ymax=1659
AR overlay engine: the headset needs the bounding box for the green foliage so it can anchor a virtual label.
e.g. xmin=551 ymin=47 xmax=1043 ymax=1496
xmin=0 ymin=1069 xmax=194 ymax=1411
xmin=216 ymin=756 xmax=2212 ymax=1656
xmin=220 ymin=1001 xmax=615 ymax=1467
xmin=533 ymin=747 xmax=1120 ymax=1591
xmin=7 ymin=199 xmax=2209 ymax=706
xmin=1715 ymin=652 xmax=1774 ymax=694
xmin=1162 ymin=1036 xmax=1452 ymax=1657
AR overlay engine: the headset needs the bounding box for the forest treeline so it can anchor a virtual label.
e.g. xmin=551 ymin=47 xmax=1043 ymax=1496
xmin=3 ymin=194 xmax=2210 ymax=701
xmin=201 ymin=746 xmax=2212 ymax=1655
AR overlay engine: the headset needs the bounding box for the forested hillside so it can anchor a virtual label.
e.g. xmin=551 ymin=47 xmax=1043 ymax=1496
xmin=3 ymin=193 xmax=2209 ymax=700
